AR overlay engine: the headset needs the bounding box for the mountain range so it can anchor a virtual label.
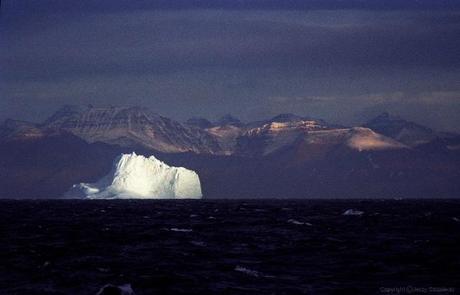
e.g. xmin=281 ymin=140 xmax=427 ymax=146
xmin=1 ymin=105 xmax=459 ymax=198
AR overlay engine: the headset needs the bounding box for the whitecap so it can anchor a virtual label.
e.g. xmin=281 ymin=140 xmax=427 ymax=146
xmin=234 ymin=266 xmax=260 ymax=277
xmin=287 ymin=219 xmax=312 ymax=226
xmin=342 ymin=209 xmax=364 ymax=216
xmin=96 ymin=283 xmax=135 ymax=295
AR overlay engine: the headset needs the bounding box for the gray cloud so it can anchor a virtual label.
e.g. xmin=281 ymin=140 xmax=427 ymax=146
xmin=1 ymin=5 xmax=460 ymax=131
xmin=3 ymin=10 xmax=460 ymax=80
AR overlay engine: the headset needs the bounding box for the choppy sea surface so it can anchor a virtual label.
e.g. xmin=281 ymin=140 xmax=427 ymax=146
xmin=0 ymin=199 xmax=459 ymax=295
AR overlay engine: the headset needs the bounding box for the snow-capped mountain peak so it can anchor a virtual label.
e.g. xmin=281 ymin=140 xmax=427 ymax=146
xmin=42 ymin=105 xmax=221 ymax=154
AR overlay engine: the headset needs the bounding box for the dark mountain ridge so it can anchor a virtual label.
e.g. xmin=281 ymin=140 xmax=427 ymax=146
xmin=363 ymin=112 xmax=440 ymax=146
xmin=0 ymin=106 xmax=459 ymax=198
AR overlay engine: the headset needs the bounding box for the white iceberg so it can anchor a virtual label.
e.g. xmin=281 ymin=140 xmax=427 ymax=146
xmin=66 ymin=152 xmax=202 ymax=199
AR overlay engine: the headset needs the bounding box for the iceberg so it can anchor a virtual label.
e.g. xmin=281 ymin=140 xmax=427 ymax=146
xmin=66 ymin=152 xmax=202 ymax=199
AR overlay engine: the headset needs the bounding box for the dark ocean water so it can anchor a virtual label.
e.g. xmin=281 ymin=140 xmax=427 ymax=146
xmin=0 ymin=199 xmax=459 ymax=295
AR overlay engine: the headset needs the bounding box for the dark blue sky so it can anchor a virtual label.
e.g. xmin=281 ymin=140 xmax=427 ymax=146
xmin=1 ymin=0 xmax=460 ymax=131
